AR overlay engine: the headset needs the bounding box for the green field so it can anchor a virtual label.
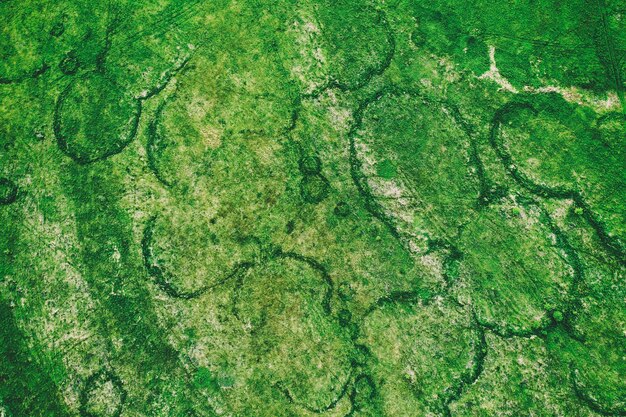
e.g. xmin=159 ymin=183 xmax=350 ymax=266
xmin=0 ymin=0 xmax=624 ymax=416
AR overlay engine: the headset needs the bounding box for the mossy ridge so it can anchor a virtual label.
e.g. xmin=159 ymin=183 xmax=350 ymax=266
xmin=343 ymin=374 xmax=381 ymax=417
xmin=296 ymin=149 xmax=331 ymax=206
xmin=526 ymin=188 xmax=625 ymax=415
xmin=273 ymin=0 xmax=396 ymax=100
xmin=142 ymin=241 xmax=354 ymax=416
xmin=300 ymin=173 xmax=331 ymax=204
xmin=354 ymin=290 xmax=488 ymax=417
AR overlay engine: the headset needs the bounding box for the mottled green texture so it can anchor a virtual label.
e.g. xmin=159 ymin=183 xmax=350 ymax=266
xmin=1 ymin=0 xmax=624 ymax=416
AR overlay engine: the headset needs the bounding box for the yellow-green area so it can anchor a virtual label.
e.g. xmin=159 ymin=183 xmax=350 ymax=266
xmin=0 ymin=0 xmax=624 ymax=416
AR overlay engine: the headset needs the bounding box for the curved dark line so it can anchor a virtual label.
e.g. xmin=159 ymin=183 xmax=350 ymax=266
xmin=229 ymin=247 xmax=349 ymax=413
xmin=53 ymin=73 xmax=142 ymax=165
xmin=275 ymin=250 xmax=334 ymax=315
xmin=0 ymin=63 xmax=50 ymax=85
xmin=360 ymin=290 xmax=489 ymax=416
xmin=348 ymin=88 xmax=483 ymax=250
xmin=79 ymin=368 xmax=127 ymax=417
xmin=141 ymin=215 xmax=252 ymax=299
xmin=348 ymin=89 xmax=403 ymax=242
xmin=363 ymin=290 xmax=428 ymax=318
xmin=146 ymin=100 xmax=174 ymax=187
xmin=303 ymin=7 xmax=396 ymax=99
xmin=299 ymin=172 xmax=331 ymax=204
xmin=467 ymin=197 xmax=582 ymax=339
xmin=345 ymin=373 xmax=379 ymax=416
xmin=332 ymin=9 xmax=396 ymax=93
xmin=571 ymin=364 xmax=626 ymax=416
xmin=277 ymin=368 xmax=353 ymax=414
xmin=475 ymin=315 xmax=552 ymax=339
xmin=138 ymin=54 xmax=195 ymax=102
xmin=426 ymin=238 xmax=465 ymax=289
xmin=441 ymin=312 xmax=488 ymax=416
xmin=445 ymin=104 xmax=495 ymax=205
xmin=489 ymin=100 xmax=626 ymax=264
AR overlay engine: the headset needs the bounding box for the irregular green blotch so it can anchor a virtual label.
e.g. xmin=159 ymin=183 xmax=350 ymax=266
xmin=193 ymin=367 xmax=217 ymax=391
xmin=0 ymin=178 xmax=17 ymax=205
xmin=376 ymin=159 xmax=397 ymax=179
xmin=58 ymin=51 xmax=79 ymax=75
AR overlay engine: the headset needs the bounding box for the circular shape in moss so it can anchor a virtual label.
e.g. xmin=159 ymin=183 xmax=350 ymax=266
xmin=299 ymin=155 xmax=322 ymax=175
xmin=54 ymin=72 xmax=141 ymax=164
xmin=333 ymin=201 xmax=350 ymax=217
xmin=141 ymin=214 xmax=255 ymax=299
xmin=300 ymin=173 xmax=329 ymax=204
xmin=50 ymin=21 xmax=65 ymax=37
xmin=59 ymin=52 xmax=80 ymax=75
xmin=79 ymin=369 xmax=126 ymax=417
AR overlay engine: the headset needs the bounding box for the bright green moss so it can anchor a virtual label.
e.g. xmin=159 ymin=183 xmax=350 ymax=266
xmin=1 ymin=0 xmax=624 ymax=415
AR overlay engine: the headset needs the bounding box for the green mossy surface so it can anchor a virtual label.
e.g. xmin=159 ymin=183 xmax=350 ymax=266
xmin=0 ymin=0 xmax=624 ymax=416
